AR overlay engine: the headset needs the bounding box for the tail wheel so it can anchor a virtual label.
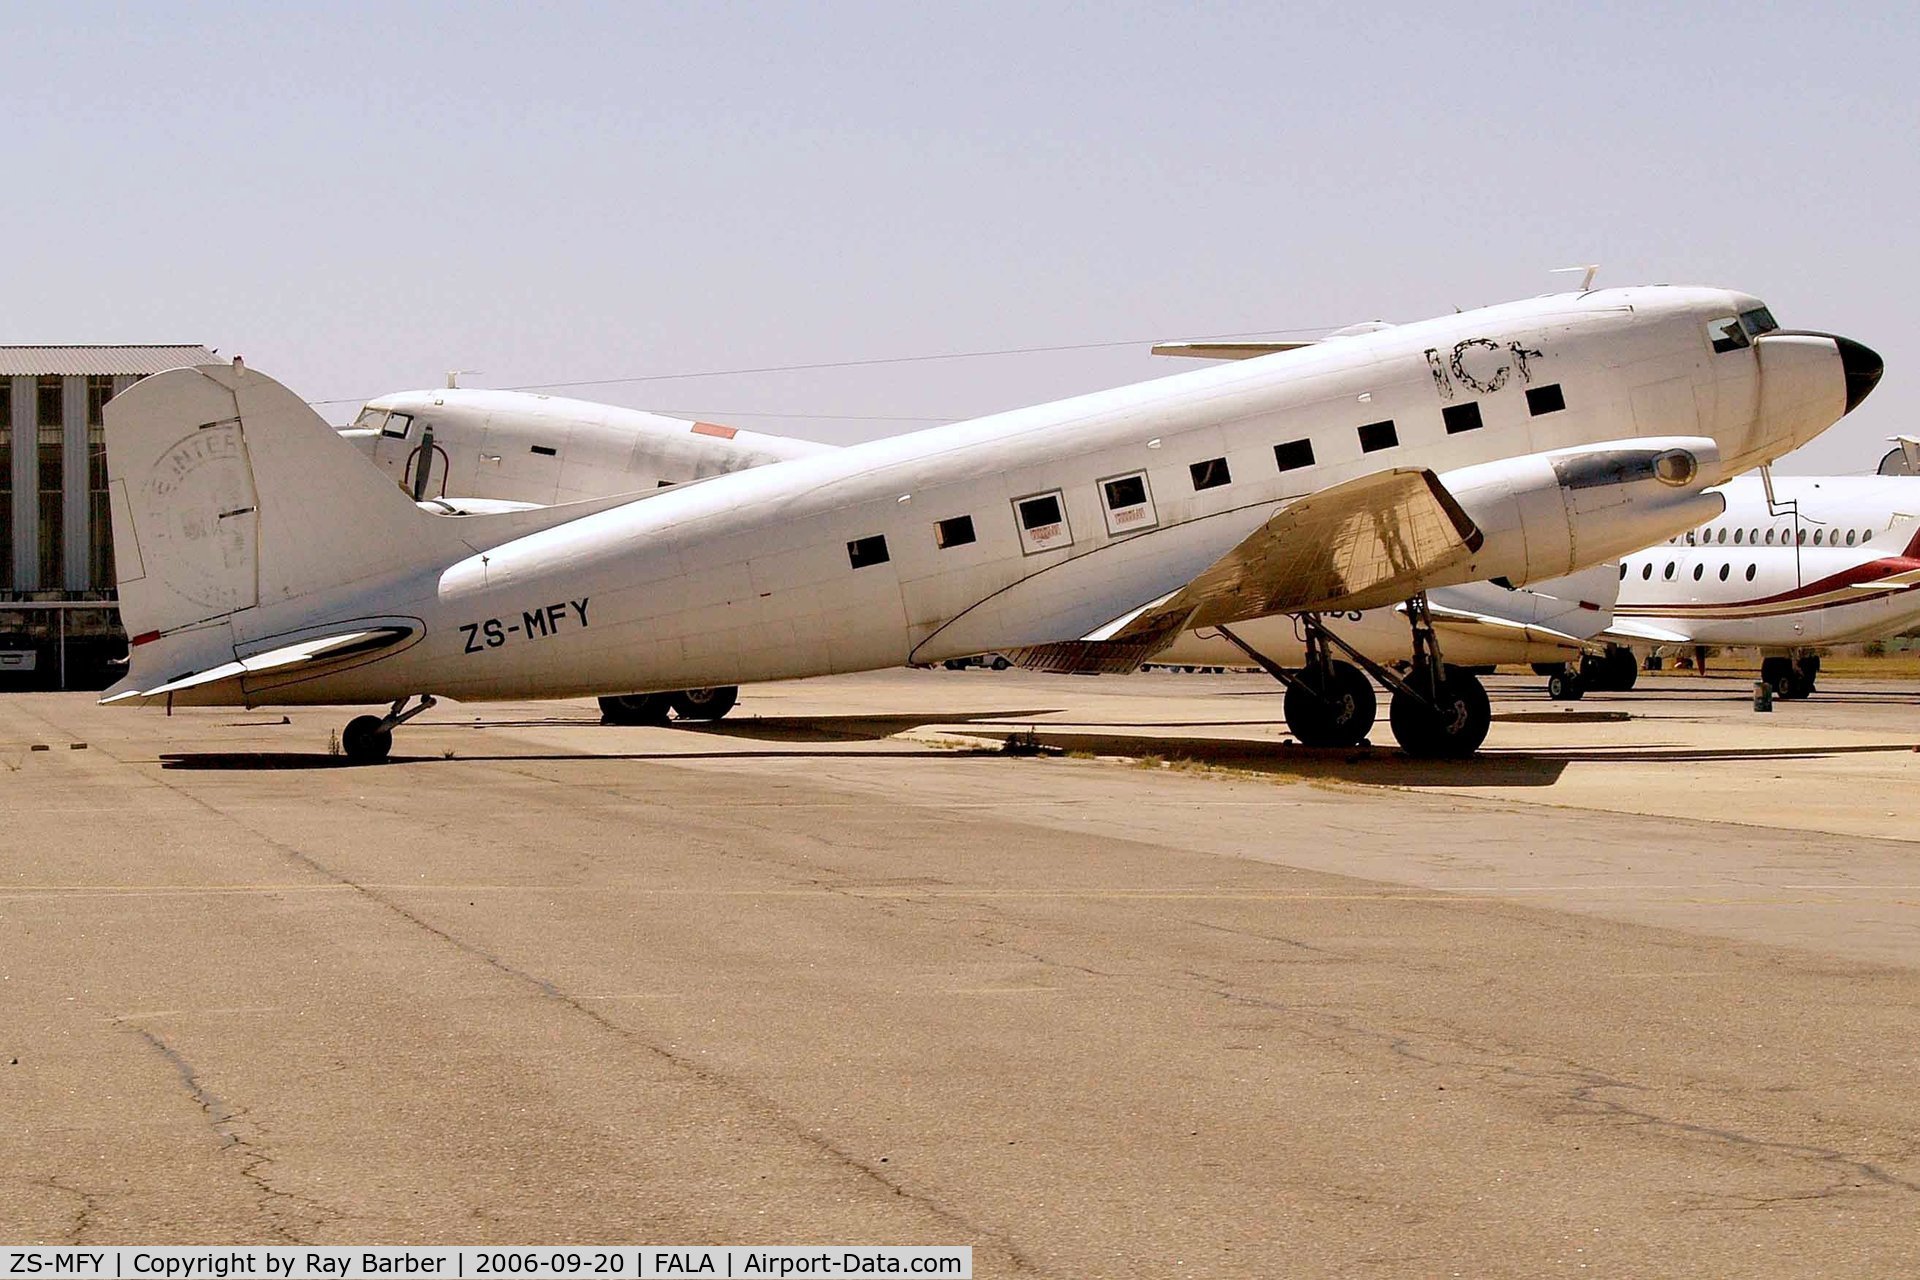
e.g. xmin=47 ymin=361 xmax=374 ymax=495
xmin=1282 ymin=661 xmax=1377 ymax=748
xmin=599 ymin=693 xmax=673 ymax=725
xmin=1389 ymin=666 xmax=1492 ymax=758
xmin=341 ymin=715 xmax=393 ymax=764
xmin=669 ymin=686 xmax=739 ymax=721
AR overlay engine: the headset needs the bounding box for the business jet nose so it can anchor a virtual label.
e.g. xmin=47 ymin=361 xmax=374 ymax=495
xmin=1834 ymin=335 xmax=1884 ymax=414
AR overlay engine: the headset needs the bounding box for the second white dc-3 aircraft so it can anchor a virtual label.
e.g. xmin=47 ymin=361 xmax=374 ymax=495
xmin=102 ymin=286 xmax=1879 ymax=760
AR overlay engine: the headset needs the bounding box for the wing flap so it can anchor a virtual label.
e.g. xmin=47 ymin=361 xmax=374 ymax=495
xmin=1106 ymin=467 xmax=1483 ymax=645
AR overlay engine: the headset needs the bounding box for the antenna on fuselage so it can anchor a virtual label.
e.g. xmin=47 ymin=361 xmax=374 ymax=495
xmin=446 ymin=369 xmax=483 ymax=389
xmin=1552 ymin=264 xmax=1601 ymax=292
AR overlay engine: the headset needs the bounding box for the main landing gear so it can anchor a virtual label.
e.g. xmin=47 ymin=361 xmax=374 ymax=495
xmin=340 ymin=694 xmax=437 ymax=764
xmin=1539 ymin=645 xmax=1639 ymax=701
xmin=1219 ymin=593 xmax=1493 ymax=757
xmin=1760 ymin=654 xmax=1819 ymax=701
xmin=598 ymin=686 xmax=740 ymax=725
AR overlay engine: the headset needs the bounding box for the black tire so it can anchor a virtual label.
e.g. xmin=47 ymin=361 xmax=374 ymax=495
xmin=1760 ymin=657 xmax=1798 ymax=701
xmin=341 ymin=714 xmax=393 ymax=764
xmin=1282 ymin=661 xmax=1377 ymax=748
xmin=1547 ymin=670 xmax=1584 ymax=701
xmin=989 ymin=655 xmax=1011 ymax=671
xmin=599 ymin=693 xmax=674 ymax=725
xmin=1608 ymin=648 xmax=1639 ymax=691
xmin=1390 ymin=666 xmax=1492 ymax=758
xmin=669 ymin=686 xmax=739 ymax=721
xmin=1795 ymin=655 xmax=1819 ymax=694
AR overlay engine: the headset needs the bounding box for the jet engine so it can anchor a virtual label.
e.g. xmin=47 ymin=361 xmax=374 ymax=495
xmin=1439 ymin=437 xmax=1725 ymax=587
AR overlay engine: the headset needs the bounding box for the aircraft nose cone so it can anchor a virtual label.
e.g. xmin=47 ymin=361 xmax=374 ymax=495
xmin=1836 ymin=335 xmax=1884 ymax=414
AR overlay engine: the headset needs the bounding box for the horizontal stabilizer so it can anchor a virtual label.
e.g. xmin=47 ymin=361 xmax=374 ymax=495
xmin=1150 ymin=341 xmax=1315 ymax=361
xmin=107 ymin=623 xmax=420 ymax=704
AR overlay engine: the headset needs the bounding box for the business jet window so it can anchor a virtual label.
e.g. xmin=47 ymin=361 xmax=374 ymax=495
xmin=847 ymin=534 xmax=890 ymax=569
xmin=1693 ymin=564 xmax=1704 ymax=580
xmin=1847 ymin=530 xmax=1858 ymax=545
xmin=1664 ymin=562 xmax=1676 ymax=579
xmin=1813 ymin=529 xmax=1824 ymax=545
xmin=1764 ymin=529 xmax=1776 ymax=545
xmin=1863 ymin=530 xmax=1874 ymax=543
xmin=1719 ymin=564 xmax=1730 ymax=581
xmin=382 ymin=412 xmax=413 ymax=440
xmin=934 ymin=515 xmax=976 ymax=549
xmin=1796 ymin=529 xmax=1807 ymax=545
xmin=1641 ymin=563 xmax=1652 ymax=579
xmin=1733 ymin=529 xmax=1743 ymax=544
xmin=1717 ymin=529 xmax=1728 ymax=544
xmin=1705 ymin=317 xmax=1749 ymax=354
xmin=1618 ymin=563 xmax=1627 ymax=580
xmin=1739 ymin=306 xmax=1779 ymax=337
xmin=1750 ymin=528 xmax=1760 ymax=543
xmin=1746 ymin=564 xmax=1757 ymax=581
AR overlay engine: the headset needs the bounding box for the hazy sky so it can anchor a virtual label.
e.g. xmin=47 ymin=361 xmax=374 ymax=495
xmin=6 ymin=3 xmax=1915 ymax=472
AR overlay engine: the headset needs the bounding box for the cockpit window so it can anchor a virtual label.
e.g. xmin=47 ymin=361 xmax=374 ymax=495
xmin=381 ymin=412 xmax=413 ymax=440
xmin=351 ymin=407 xmax=388 ymax=433
xmin=1739 ymin=306 xmax=1779 ymax=337
xmin=1705 ymin=316 xmax=1749 ymax=354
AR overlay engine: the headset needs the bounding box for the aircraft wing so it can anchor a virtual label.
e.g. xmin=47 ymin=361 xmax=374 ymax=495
xmin=1006 ymin=468 xmax=1482 ymax=673
xmin=1598 ymin=617 xmax=1691 ymax=644
xmin=1421 ymin=603 xmax=1592 ymax=657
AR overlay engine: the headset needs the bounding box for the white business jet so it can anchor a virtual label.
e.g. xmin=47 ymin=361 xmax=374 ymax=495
xmin=1543 ymin=474 xmax=1920 ymax=700
xmin=102 ymin=287 xmax=1875 ymax=760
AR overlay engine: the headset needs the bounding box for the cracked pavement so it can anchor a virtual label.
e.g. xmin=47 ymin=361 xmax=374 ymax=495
xmin=3 ymin=670 xmax=1919 ymax=1276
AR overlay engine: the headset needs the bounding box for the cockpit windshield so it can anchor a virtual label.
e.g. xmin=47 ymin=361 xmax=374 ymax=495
xmin=1739 ymin=305 xmax=1778 ymax=337
xmin=1705 ymin=304 xmax=1781 ymax=354
xmin=350 ymin=405 xmax=412 ymax=438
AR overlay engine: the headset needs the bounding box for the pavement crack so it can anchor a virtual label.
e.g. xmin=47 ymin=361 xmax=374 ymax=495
xmin=119 ymin=1022 xmax=341 ymax=1243
xmin=36 ymin=1176 xmax=99 ymax=1244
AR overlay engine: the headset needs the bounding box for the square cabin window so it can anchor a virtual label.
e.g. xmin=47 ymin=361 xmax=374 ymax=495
xmin=1099 ymin=470 xmax=1158 ymax=536
xmin=847 ymin=534 xmax=890 ymax=569
xmin=1273 ymin=438 xmax=1315 ymax=472
xmin=1357 ymin=419 xmax=1398 ymax=453
xmin=1442 ymin=402 xmax=1483 ymax=434
xmin=381 ymin=411 xmax=413 ymax=439
xmin=935 ymin=514 xmax=976 ymax=549
xmin=1189 ymin=457 xmax=1231 ymax=491
xmin=1526 ymin=384 xmax=1566 ymax=416
xmin=1014 ymin=490 xmax=1072 ymax=554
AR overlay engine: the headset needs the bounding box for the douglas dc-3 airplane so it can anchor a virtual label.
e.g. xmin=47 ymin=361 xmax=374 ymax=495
xmin=103 ymin=287 xmax=1879 ymax=761
xmin=1531 ymin=473 xmax=1920 ymax=701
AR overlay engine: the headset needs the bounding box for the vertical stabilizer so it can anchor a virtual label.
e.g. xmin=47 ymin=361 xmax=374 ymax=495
xmin=107 ymin=363 xmax=445 ymax=646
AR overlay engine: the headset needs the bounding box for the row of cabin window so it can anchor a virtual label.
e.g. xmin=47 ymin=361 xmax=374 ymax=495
xmin=844 ymin=384 xmax=1567 ymax=569
xmin=1675 ymin=526 xmax=1874 ymax=548
xmin=1626 ymin=560 xmax=1762 ymax=583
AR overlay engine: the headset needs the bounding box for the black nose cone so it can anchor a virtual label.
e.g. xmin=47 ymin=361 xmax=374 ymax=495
xmin=1837 ymin=336 xmax=1884 ymax=414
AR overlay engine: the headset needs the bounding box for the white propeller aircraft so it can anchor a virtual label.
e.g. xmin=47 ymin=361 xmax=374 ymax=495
xmin=1535 ymin=473 xmax=1920 ymax=700
xmin=102 ymin=287 xmax=1877 ymax=760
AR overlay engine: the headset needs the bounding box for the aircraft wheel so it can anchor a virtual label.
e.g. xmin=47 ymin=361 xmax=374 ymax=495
xmin=1547 ymin=670 xmax=1585 ymax=701
xmin=1795 ymin=655 xmax=1820 ymax=695
xmin=1390 ymin=666 xmax=1492 ymax=758
xmin=341 ymin=715 xmax=393 ymax=764
xmin=669 ymin=686 xmax=739 ymax=721
xmin=1282 ymin=661 xmax=1376 ymax=748
xmin=1607 ymin=648 xmax=1639 ymax=691
xmin=1760 ymin=657 xmax=1801 ymax=701
xmin=990 ymin=655 xmax=1011 ymax=671
xmin=599 ymin=693 xmax=674 ymax=725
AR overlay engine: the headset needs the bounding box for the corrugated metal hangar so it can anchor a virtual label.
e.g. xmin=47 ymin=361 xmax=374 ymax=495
xmin=1 ymin=346 xmax=219 ymax=686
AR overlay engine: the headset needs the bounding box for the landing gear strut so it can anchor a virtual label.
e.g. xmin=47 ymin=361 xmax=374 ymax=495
xmin=1217 ymin=619 xmax=1375 ymax=748
xmin=1385 ymin=593 xmax=1491 ymax=758
xmin=341 ymin=694 xmax=437 ymax=764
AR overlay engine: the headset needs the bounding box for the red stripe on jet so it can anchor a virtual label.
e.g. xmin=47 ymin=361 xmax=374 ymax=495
xmin=1633 ymin=556 xmax=1920 ymax=613
xmin=131 ymin=630 xmax=161 ymax=646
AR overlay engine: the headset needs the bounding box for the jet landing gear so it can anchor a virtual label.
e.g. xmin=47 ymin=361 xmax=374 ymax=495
xmin=1215 ymin=620 xmax=1375 ymax=748
xmin=1760 ymin=655 xmax=1818 ymax=701
xmin=598 ymin=686 xmax=740 ymax=725
xmin=340 ymin=695 xmax=438 ymax=764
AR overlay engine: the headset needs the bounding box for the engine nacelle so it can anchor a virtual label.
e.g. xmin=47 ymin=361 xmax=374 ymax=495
xmin=1440 ymin=437 xmax=1725 ymax=587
